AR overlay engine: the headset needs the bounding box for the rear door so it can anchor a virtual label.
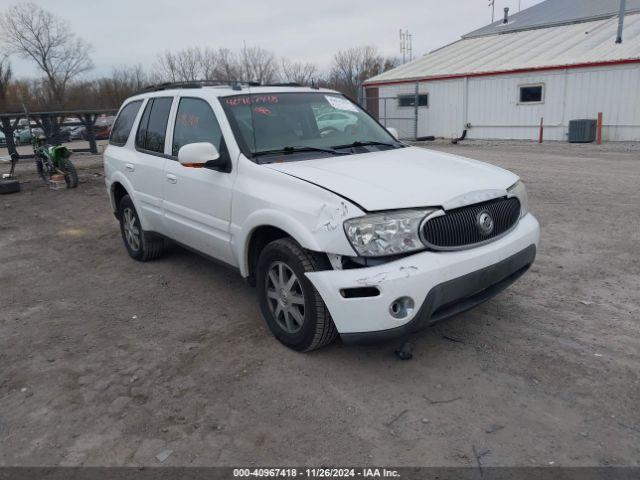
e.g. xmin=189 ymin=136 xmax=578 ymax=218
xmin=129 ymin=96 xmax=174 ymax=232
xmin=162 ymin=96 xmax=236 ymax=265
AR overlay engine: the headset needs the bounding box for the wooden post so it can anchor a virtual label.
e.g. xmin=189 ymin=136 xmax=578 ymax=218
xmin=538 ymin=117 xmax=544 ymax=143
xmin=82 ymin=113 xmax=98 ymax=154
xmin=596 ymin=112 xmax=603 ymax=145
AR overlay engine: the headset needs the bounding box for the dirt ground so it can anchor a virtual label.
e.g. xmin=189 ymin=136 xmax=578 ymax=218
xmin=0 ymin=141 xmax=639 ymax=467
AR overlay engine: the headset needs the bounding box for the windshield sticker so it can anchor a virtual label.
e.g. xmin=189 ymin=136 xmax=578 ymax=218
xmin=325 ymin=95 xmax=358 ymax=112
xmin=225 ymin=95 xmax=279 ymax=107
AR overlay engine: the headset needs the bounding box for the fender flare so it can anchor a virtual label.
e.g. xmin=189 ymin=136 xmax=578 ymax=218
xmin=234 ymin=209 xmax=328 ymax=277
xmin=107 ymin=172 xmax=143 ymax=224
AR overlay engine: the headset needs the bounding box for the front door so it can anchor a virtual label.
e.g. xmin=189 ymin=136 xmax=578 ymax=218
xmin=162 ymin=97 xmax=236 ymax=266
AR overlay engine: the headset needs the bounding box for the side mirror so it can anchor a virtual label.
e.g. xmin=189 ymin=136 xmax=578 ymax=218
xmin=178 ymin=142 xmax=221 ymax=168
xmin=386 ymin=127 xmax=399 ymax=140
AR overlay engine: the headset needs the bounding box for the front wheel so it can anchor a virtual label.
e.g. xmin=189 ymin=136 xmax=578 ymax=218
xmin=60 ymin=157 xmax=78 ymax=188
xmin=256 ymin=238 xmax=337 ymax=352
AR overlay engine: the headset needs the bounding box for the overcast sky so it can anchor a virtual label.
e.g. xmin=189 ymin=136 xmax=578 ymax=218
xmin=1 ymin=0 xmax=544 ymax=79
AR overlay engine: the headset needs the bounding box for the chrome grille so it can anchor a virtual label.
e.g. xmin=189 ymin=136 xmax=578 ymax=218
xmin=421 ymin=197 xmax=521 ymax=250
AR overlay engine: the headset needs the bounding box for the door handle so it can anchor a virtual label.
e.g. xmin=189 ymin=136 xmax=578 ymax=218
xmin=166 ymin=173 xmax=178 ymax=184
xmin=125 ymin=163 xmax=135 ymax=172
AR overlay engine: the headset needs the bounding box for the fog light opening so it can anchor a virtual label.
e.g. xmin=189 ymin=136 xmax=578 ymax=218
xmin=389 ymin=296 xmax=415 ymax=319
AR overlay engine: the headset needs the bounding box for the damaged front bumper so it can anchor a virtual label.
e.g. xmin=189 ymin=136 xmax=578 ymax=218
xmin=305 ymin=213 xmax=540 ymax=343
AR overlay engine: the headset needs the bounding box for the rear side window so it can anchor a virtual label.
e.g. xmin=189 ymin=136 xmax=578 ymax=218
xmin=109 ymin=100 xmax=142 ymax=146
xmin=135 ymin=97 xmax=173 ymax=154
xmin=172 ymin=97 xmax=223 ymax=156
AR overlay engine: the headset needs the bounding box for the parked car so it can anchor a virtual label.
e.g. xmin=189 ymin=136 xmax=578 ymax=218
xmin=104 ymin=84 xmax=539 ymax=352
xmin=53 ymin=127 xmax=72 ymax=143
xmin=14 ymin=128 xmax=43 ymax=145
xmin=0 ymin=131 xmax=6 ymax=147
xmin=82 ymin=124 xmax=111 ymax=140
xmin=316 ymin=111 xmax=358 ymax=134
xmin=93 ymin=124 xmax=112 ymax=140
xmin=70 ymin=126 xmax=86 ymax=140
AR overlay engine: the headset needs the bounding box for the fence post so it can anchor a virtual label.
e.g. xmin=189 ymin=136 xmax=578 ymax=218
xmin=538 ymin=117 xmax=544 ymax=143
xmin=383 ymin=98 xmax=387 ymax=127
xmin=83 ymin=113 xmax=98 ymax=154
xmin=414 ymin=82 xmax=419 ymax=140
xmin=596 ymin=112 xmax=603 ymax=144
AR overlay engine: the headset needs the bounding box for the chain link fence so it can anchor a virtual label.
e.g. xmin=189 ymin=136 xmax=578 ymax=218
xmin=363 ymin=83 xmax=421 ymax=140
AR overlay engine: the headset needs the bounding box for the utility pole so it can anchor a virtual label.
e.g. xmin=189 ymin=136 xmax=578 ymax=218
xmin=489 ymin=0 xmax=495 ymax=23
xmin=616 ymin=0 xmax=626 ymax=43
xmin=400 ymin=29 xmax=413 ymax=64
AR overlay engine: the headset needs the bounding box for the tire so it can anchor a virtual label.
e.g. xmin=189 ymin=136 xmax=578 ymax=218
xmin=256 ymin=238 xmax=337 ymax=352
xmin=35 ymin=159 xmax=48 ymax=185
xmin=118 ymin=195 xmax=165 ymax=262
xmin=0 ymin=180 xmax=20 ymax=194
xmin=60 ymin=157 xmax=79 ymax=188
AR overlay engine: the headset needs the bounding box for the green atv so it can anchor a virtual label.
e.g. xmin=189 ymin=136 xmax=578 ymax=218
xmin=32 ymin=136 xmax=79 ymax=188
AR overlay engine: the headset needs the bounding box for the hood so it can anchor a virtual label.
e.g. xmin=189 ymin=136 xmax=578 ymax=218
xmin=264 ymin=146 xmax=519 ymax=211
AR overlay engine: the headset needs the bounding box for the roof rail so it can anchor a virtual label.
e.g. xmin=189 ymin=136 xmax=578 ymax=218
xmin=137 ymin=80 xmax=320 ymax=94
xmin=262 ymin=82 xmax=303 ymax=87
xmin=138 ymin=79 xmax=261 ymax=93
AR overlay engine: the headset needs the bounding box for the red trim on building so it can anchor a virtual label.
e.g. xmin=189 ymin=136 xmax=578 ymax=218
xmin=364 ymin=58 xmax=640 ymax=87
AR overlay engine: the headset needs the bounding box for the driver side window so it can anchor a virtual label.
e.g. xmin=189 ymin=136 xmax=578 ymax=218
xmin=172 ymin=97 xmax=224 ymax=157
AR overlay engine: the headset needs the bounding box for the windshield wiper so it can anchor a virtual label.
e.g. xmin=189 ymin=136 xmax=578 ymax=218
xmin=330 ymin=140 xmax=400 ymax=150
xmin=253 ymin=146 xmax=346 ymax=159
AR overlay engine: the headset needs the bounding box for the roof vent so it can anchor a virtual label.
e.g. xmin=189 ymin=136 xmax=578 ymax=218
xmin=503 ymin=7 xmax=510 ymax=24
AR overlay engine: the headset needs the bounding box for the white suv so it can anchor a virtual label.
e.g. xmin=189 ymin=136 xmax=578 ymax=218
xmin=104 ymin=82 xmax=540 ymax=352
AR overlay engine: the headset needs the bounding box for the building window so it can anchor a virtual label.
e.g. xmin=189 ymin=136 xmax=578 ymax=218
xmin=398 ymin=94 xmax=428 ymax=108
xmin=519 ymin=84 xmax=544 ymax=104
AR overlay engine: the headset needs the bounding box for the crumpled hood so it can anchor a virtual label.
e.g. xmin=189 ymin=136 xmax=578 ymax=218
xmin=264 ymin=146 xmax=519 ymax=211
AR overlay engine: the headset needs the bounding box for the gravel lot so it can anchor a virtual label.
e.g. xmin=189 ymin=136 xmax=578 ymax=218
xmin=0 ymin=141 xmax=639 ymax=467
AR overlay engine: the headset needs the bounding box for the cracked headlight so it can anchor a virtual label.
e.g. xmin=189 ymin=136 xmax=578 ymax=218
xmin=344 ymin=209 xmax=432 ymax=257
xmin=508 ymin=180 xmax=529 ymax=218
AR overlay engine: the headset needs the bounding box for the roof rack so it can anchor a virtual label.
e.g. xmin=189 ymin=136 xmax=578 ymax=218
xmin=138 ymin=79 xmax=261 ymax=93
xmin=139 ymin=80 xmax=317 ymax=94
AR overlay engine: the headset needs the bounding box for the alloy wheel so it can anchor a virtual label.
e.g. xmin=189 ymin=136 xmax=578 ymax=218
xmin=122 ymin=207 xmax=141 ymax=251
xmin=265 ymin=261 xmax=306 ymax=334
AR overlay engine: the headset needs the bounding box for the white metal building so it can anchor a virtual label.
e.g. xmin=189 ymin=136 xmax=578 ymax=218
xmin=364 ymin=0 xmax=640 ymax=141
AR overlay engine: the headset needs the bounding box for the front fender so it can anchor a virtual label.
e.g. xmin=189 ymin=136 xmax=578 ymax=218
xmin=233 ymin=206 xmax=359 ymax=277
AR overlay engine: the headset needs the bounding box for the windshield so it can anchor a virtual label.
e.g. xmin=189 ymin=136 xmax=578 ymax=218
xmin=220 ymin=92 xmax=403 ymax=161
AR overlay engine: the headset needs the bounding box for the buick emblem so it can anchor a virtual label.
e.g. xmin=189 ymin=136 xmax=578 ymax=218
xmin=476 ymin=211 xmax=494 ymax=235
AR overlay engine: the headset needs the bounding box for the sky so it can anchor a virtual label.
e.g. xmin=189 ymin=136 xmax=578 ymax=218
xmin=1 ymin=0 xmax=544 ymax=79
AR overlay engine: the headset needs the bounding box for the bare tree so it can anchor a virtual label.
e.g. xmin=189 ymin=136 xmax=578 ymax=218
xmin=0 ymin=2 xmax=93 ymax=106
xmin=0 ymin=54 xmax=12 ymax=109
xmin=329 ymin=46 xmax=397 ymax=100
xmin=154 ymin=45 xmax=280 ymax=84
xmin=280 ymin=59 xmax=317 ymax=85
xmin=211 ymin=48 xmax=240 ymax=81
xmin=0 ymin=55 xmax=20 ymax=156
xmin=241 ymin=46 xmax=279 ymax=84
xmin=66 ymin=65 xmax=148 ymax=109
xmin=154 ymin=47 xmax=204 ymax=82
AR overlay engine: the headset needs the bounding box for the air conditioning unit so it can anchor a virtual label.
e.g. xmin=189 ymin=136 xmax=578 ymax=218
xmin=568 ymin=119 xmax=597 ymax=143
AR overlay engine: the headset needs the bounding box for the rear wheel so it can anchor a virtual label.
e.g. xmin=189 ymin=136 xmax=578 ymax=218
xmin=118 ymin=195 xmax=165 ymax=261
xmin=256 ymin=238 xmax=337 ymax=352
xmin=35 ymin=159 xmax=48 ymax=185
xmin=60 ymin=157 xmax=78 ymax=188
